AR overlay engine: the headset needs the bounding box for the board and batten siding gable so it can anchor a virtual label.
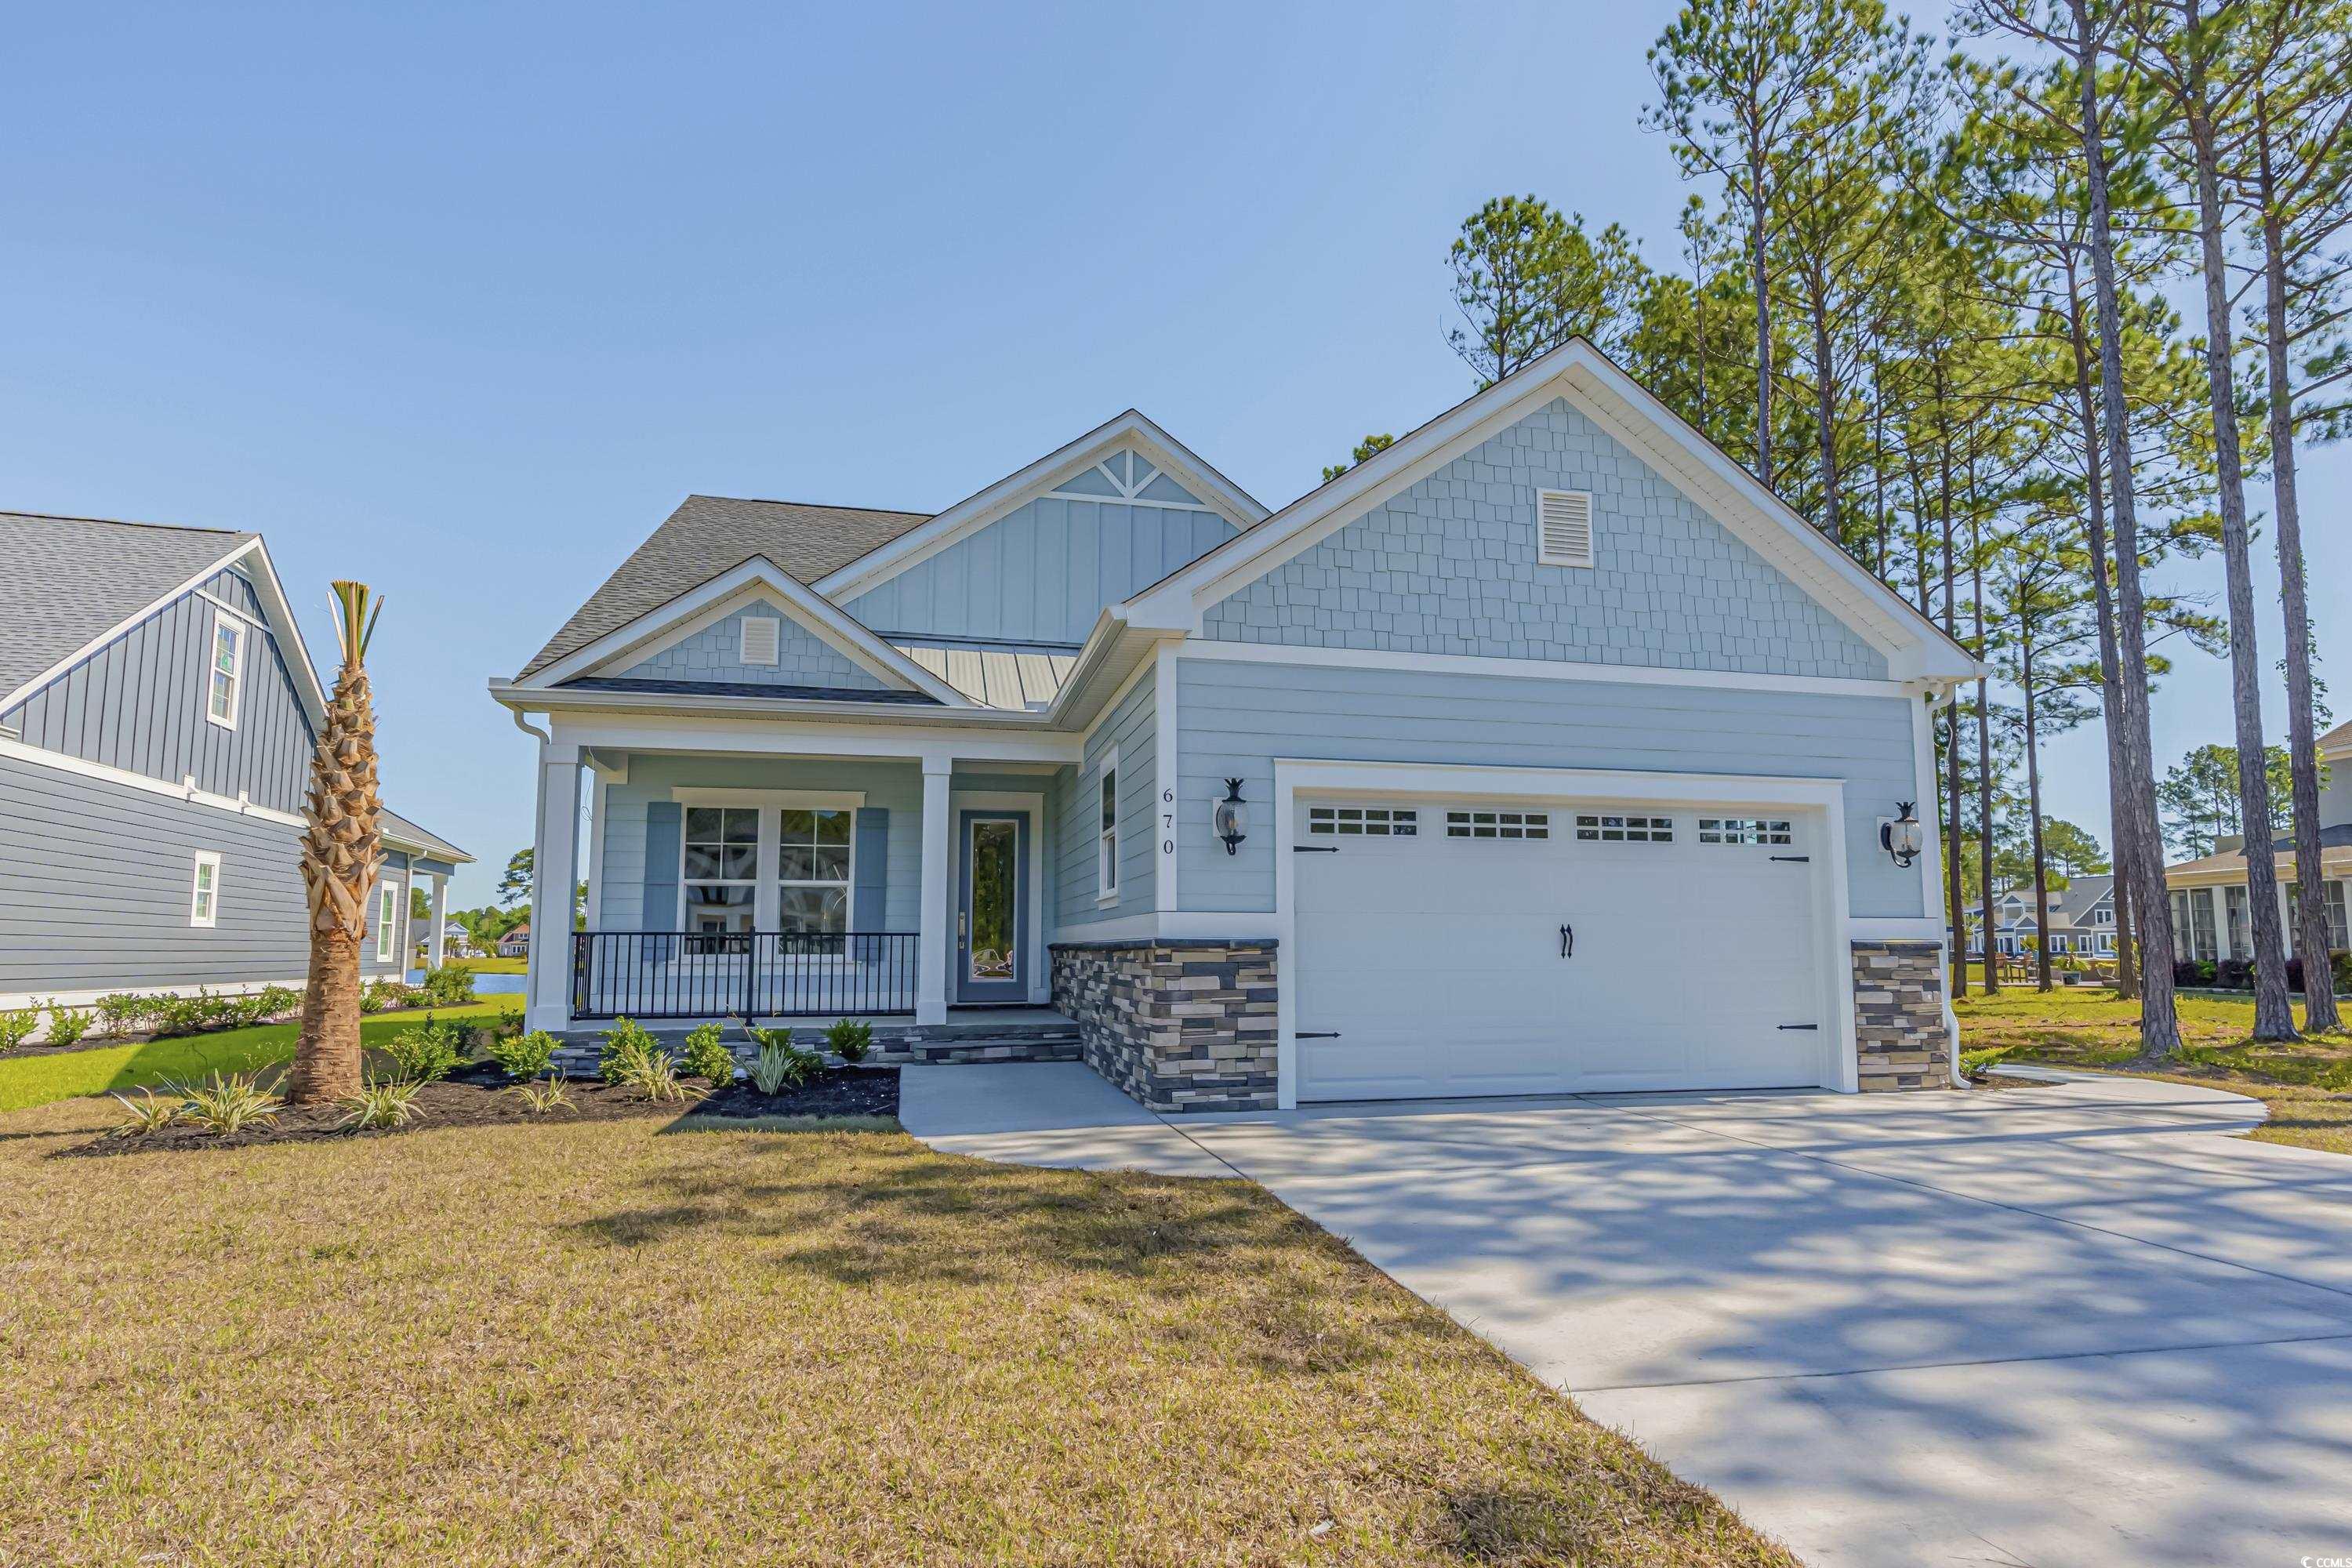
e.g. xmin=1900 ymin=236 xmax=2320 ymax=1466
xmin=0 ymin=748 xmax=312 ymax=994
xmin=1054 ymin=671 xmax=1156 ymax=927
xmin=1198 ymin=399 xmax=1889 ymax=681
xmin=0 ymin=567 xmax=316 ymax=814
xmin=610 ymin=605 xmax=889 ymax=691
xmin=1173 ymin=656 xmax=1926 ymax=920
xmin=844 ymin=456 xmax=1239 ymax=644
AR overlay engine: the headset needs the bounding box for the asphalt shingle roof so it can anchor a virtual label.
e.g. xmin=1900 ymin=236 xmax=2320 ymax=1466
xmin=0 ymin=512 xmax=254 ymax=701
xmin=517 ymin=495 xmax=932 ymax=679
xmin=379 ymin=808 xmax=476 ymax=865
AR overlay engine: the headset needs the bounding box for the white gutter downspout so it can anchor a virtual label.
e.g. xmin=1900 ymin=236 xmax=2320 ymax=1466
xmin=1931 ymin=680 xmax=1968 ymax=1089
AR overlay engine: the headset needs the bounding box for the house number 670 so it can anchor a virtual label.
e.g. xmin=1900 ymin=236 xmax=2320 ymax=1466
xmin=1162 ymin=789 xmax=1175 ymax=855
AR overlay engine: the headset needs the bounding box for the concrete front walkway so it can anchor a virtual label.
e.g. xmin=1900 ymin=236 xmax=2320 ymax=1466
xmin=900 ymin=1064 xmax=2352 ymax=1567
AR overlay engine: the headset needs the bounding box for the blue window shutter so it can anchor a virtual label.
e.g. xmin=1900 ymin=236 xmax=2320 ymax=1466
xmin=852 ymin=808 xmax=889 ymax=934
xmin=643 ymin=801 xmax=682 ymax=934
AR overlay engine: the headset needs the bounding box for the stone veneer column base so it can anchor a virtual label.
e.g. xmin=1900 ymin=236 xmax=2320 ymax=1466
xmin=1849 ymin=939 xmax=1950 ymax=1091
xmin=1050 ymin=939 xmax=1279 ymax=1113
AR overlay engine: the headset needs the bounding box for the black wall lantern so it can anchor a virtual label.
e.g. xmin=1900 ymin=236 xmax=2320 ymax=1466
xmin=1881 ymin=801 xmax=1924 ymax=868
xmin=1214 ymin=778 xmax=1249 ymax=856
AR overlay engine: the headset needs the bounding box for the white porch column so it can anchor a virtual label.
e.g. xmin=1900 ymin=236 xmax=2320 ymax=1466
xmin=525 ymin=742 xmax=583 ymax=1032
xmin=426 ymin=874 xmax=449 ymax=971
xmin=916 ymin=757 xmax=953 ymax=1025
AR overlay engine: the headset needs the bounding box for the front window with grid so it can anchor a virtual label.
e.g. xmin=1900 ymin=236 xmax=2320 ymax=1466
xmin=684 ymin=807 xmax=759 ymax=936
xmin=1307 ymin=806 xmax=1418 ymax=837
xmin=778 ymin=808 xmax=852 ymax=936
xmin=1446 ymin=810 xmax=1548 ymax=840
xmin=1574 ymin=814 xmax=1671 ymax=843
xmin=2285 ymin=881 xmax=2350 ymax=951
xmin=1698 ymin=817 xmax=1792 ymax=846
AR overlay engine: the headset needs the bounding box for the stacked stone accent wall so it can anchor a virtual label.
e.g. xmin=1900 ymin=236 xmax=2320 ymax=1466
xmin=1850 ymin=940 xmax=1948 ymax=1091
xmin=1051 ymin=939 xmax=1278 ymax=1112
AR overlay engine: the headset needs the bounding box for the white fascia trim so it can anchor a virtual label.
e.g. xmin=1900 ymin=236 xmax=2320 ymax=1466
xmin=1122 ymin=339 xmax=1979 ymax=684
xmin=1849 ymin=916 xmax=1946 ymax=939
xmin=517 ymin=557 xmax=971 ymax=706
xmin=0 ymin=733 xmax=307 ymax=828
xmin=542 ymin=711 xmax=1083 ymax=767
xmin=1176 ymin=637 xmax=1922 ymax=699
xmin=490 ymin=681 xmax=1034 ymax=729
xmin=1266 ymin=755 xmax=1858 ymax=1105
xmin=812 ymin=410 xmax=1268 ymax=605
xmin=238 ymin=538 xmax=332 ymax=727
xmin=670 ymin=786 xmax=866 ymax=810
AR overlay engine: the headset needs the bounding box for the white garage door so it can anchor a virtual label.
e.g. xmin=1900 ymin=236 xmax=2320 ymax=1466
xmin=1294 ymin=798 xmax=1827 ymax=1102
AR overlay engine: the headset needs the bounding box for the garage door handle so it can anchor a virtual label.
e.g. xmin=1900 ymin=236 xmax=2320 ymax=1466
xmin=1294 ymin=844 xmax=1339 ymax=854
xmin=1777 ymin=1024 xmax=1819 ymax=1031
xmin=1559 ymin=924 xmax=1574 ymax=959
xmin=1296 ymin=1031 xmax=1341 ymax=1039
xmin=1770 ymin=855 xmax=1810 ymax=862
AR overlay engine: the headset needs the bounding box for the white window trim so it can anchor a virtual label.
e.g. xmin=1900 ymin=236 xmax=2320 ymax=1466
xmin=205 ymin=608 xmax=246 ymax=731
xmin=189 ymin=851 xmax=222 ymax=928
xmin=672 ymin=794 xmax=862 ymax=936
xmin=376 ymin=882 xmax=398 ymax=963
xmin=1096 ymin=746 xmax=1120 ymax=905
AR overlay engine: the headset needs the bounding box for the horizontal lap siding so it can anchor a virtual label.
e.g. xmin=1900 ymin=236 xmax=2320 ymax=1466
xmin=0 ymin=751 xmax=312 ymax=992
xmin=1054 ymin=673 xmax=1156 ymax=928
xmin=1 ymin=569 xmax=314 ymax=815
xmin=1174 ymin=657 xmax=1925 ymax=919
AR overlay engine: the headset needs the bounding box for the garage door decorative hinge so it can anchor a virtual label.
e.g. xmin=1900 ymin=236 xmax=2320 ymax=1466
xmin=1777 ymin=1023 xmax=1819 ymax=1031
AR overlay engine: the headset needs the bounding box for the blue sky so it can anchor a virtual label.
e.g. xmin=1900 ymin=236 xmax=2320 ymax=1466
xmin=3 ymin=2 xmax=2335 ymax=906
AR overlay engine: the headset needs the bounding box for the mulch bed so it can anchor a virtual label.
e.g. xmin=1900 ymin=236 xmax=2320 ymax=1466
xmin=61 ymin=1063 xmax=898 ymax=1158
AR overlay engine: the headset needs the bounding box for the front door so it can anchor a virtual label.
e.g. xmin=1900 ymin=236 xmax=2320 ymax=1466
xmin=956 ymin=810 xmax=1029 ymax=1004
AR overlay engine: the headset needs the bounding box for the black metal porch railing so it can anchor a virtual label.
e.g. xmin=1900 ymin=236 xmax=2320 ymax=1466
xmin=571 ymin=931 xmax=919 ymax=1021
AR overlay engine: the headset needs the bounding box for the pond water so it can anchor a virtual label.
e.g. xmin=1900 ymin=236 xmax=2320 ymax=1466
xmin=408 ymin=970 xmax=528 ymax=995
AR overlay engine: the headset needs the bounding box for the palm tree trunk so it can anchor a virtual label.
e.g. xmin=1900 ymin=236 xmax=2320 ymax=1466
xmin=285 ymin=583 xmax=383 ymax=1106
xmin=2179 ymin=2 xmax=2296 ymax=1039
xmin=2071 ymin=0 xmax=2180 ymax=1053
xmin=2256 ymin=93 xmax=2340 ymax=1033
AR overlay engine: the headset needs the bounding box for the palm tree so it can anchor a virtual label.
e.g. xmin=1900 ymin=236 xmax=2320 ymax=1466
xmin=285 ymin=582 xmax=384 ymax=1105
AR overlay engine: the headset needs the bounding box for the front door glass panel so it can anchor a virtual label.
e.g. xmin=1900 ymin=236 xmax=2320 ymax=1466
xmin=967 ymin=818 xmax=1018 ymax=982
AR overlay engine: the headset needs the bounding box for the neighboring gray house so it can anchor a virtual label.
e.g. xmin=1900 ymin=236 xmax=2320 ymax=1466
xmin=1963 ymin=875 xmax=2117 ymax=960
xmin=0 ymin=512 xmax=473 ymax=1010
xmin=492 ymin=340 xmax=1980 ymax=1110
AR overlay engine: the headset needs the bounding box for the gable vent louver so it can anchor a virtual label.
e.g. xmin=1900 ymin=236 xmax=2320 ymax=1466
xmin=1537 ymin=489 xmax=1595 ymax=568
xmin=739 ymin=615 xmax=782 ymax=666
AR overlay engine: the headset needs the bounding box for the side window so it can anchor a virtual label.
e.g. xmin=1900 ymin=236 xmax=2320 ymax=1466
xmin=1097 ymin=752 xmax=1120 ymax=903
xmin=376 ymin=884 xmax=398 ymax=962
xmin=205 ymin=610 xmax=245 ymax=729
xmin=190 ymin=852 xmax=221 ymax=928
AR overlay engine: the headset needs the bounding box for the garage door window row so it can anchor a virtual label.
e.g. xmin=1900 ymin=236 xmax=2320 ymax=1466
xmin=1698 ymin=817 xmax=1793 ymax=845
xmin=1445 ymin=810 xmax=1550 ymax=840
xmin=1574 ymin=813 xmax=1673 ymax=843
xmin=1307 ymin=805 xmax=1419 ymax=837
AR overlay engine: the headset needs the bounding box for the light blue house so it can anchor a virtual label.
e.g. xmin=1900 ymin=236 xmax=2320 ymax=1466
xmin=493 ymin=341 xmax=1980 ymax=1110
xmin=0 ymin=512 xmax=471 ymax=1014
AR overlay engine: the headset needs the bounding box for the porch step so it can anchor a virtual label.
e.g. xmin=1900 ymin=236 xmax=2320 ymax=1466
xmin=546 ymin=1018 xmax=1083 ymax=1074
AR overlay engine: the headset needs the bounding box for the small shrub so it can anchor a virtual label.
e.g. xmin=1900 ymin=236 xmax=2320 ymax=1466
xmin=359 ymin=977 xmax=409 ymax=1014
xmin=485 ymin=1029 xmax=557 ymax=1082
xmin=511 ymin=1075 xmax=576 ymax=1114
xmin=746 ymin=1027 xmax=823 ymax=1094
xmin=95 ymin=993 xmax=153 ymax=1038
xmin=383 ymin=1017 xmax=463 ymax=1083
xmin=824 ymin=1018 xmax=873 ymax=1064
xmin=44 ymin=1005 xmax=93 ymax=1048
xmin=681 ymin=1023 xmax=735 ymax=1086
xmin=255 ymin=984 xmax=302 ymax=1021
xmin=336 ymin=1075 xmax=428 ymax=1130
xmin=598 ymin=1018 xmax=660 ymax=1083
xmin=612 ymin=1044 xmax=699 ymax=1103
xmin=172 ymin=1073 xmax=281 ymax=1136
xmin=419 ymin=965 xmax=477 ymax=1007
xmin=0 ymin=1005 xmax=40 ymax=1052
xmin=108 ymin=1086 xmax=183 ymax=1138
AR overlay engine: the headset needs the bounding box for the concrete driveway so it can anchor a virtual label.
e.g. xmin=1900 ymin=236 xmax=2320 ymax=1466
xmin=902 ymin=1065 xmax=2352 ymax=1566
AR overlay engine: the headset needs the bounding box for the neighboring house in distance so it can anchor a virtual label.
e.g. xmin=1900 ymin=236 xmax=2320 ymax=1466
xmin=498 ymin=921 xmax=530 ymax=958
xmin=2163 ymin=720 xmax=2352 ymax=964
xmin=492 ymin=339 xmax=1980 ymax=1110
xmin=0 ymin=512 xmax=473 ymax=1009
xmin=1963 ymin=875 xmax=2118 ymax=960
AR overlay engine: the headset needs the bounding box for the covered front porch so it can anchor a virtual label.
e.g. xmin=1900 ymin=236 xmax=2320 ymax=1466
xmin=521 ymin=722 xmax=1080 ymax=1033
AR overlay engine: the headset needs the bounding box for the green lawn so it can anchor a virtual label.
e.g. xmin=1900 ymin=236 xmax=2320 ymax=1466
xmin=0 ymin=1101 xmax=1795 ymax=1566
xmin=0 ymin=999 xmax=521 ymax=1113
xmin=1956 ymin=985 xmax=2352 ymax=1156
